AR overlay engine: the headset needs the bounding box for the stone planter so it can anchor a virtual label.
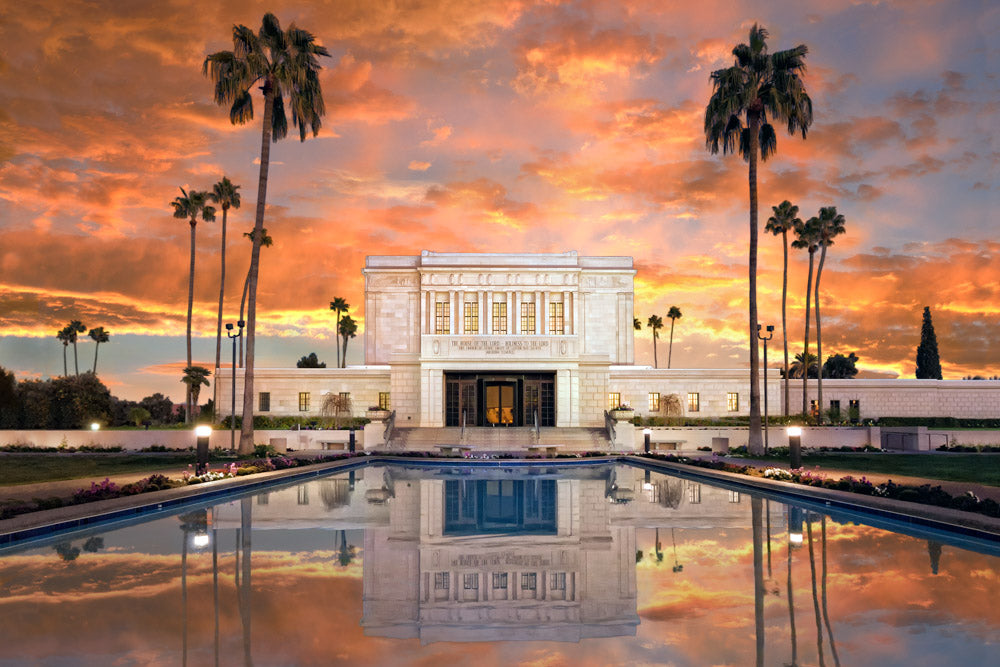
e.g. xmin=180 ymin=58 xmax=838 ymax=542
xmin=366 ymin=409 xmax=391 ymax=422
xmin=609 ymin=409 xmax=635 ymax=422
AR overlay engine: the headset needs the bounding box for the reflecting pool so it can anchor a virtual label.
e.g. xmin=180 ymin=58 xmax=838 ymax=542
xmin=1 ymin=462 xmax=998 ymax=666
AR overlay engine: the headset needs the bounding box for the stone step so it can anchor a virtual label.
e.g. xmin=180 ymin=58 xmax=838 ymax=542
xmin=388 ymin=426 xmax=611 ymax=451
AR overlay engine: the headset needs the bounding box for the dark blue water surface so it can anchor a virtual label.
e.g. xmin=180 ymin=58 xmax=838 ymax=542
xmin=0 ymin=462 xmax=997 ymax=666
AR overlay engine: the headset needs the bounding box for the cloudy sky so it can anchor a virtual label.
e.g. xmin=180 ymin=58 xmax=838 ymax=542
xmin=0 ymin=0 xmax=997 ymax=400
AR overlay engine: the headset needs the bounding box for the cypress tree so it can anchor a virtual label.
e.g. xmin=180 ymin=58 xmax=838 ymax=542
xmin=915 ymin=306 xmax=942 ymax=379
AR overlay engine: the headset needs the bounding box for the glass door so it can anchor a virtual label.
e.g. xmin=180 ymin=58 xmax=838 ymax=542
xmin=484 ymin=382 xmax=517 ymax=426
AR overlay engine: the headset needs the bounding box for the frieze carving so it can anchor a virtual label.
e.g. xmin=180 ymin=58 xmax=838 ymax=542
xmin=369 ymin=273 xmax=418 ymax=288
xmin=453 ymin=552 xmax=552 ymax=567
xmin=450 ymin=339 xmax=550 ymax=355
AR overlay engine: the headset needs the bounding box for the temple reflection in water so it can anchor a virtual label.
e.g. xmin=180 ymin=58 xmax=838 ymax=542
xmin=215 ymin=463 xmax=764 ymax=644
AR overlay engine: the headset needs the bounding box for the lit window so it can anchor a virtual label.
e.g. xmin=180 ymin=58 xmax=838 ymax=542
xmin=810 ymin=399 xmax=819 ymax=417
xmin=297 ymin=486 xmax=309 ymax=506
xmin=492 ymin=572 xmax=508 ymax=589
xmin=727 ymin=392 xmax=739 ymax=412
xmin=521 ymin=301 xmax=536 ymax=334
xmin=463 ymin=573 xmax=479 ymax=590
xmin=258 ymin=392 xmax=270 ymax=412
xmin=608 ymin=392 xmax=622 ymax=410
xmin=378 ymin=392 xmax=391 ymax=410
xmin=492 ymin=300 xmax=507 ymax=334
xmin=550 ymin=572 xmax=566 ymax=590
xmin=549 ymin=301 xmax=564 ymax=335
xmin=464 ymin=302 xmax=478 ymax=334
xmin=521 ymin=573 xmax=537 ymax=590
xmin=435 ymin=301 xmax=450 ymax=334
xmin=687 ymin=392 xmax=700 ymax=412
xmin=434 ymin=572 xmax=449 ymax=590
xmin=729 ymin=490 xmax=741 ymax=503
xmin=298 ymin=392 xmax=310 ymax=411
xmin=648 ymin=392 xmax=660 ymax=411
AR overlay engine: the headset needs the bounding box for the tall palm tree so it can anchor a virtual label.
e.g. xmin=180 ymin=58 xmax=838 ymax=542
xmin=792 ymin=217 xmax=822 ymax=417
xmin=633 ymin=317 xmax=641 ymax=331
xmin=766 ymin=200 xmax=802 ymax=416
xmin=788 ymin=352 xmax=819 ymax=379
xmin=705 ymin=24 xmax=813 ymax=454
xmin=330 ymin=297 xmax=349 ymax=367
xmin=182 ymin=365 xmax=212 ymax=418
xmin=56 ymin=326 xmax=71 ymax=377
xmin=238 ymin=228 xmax=272 ymax=367
xmin=806 ymin=516 xmax=825 ymax=666
xmin=209 ymin=177 xmax=241 ymax=419
xmin=338 ymin=315 xmax=357 ymax=368
xmin=88 ymin=326 xmax=109 ymax=374
xmin=787 ymin=526 xmax=799 ymax=666
xmin=647 ymin=314 xmax=663 ymax=368
xmin=666 ymin=306 xmax=682 ymax=368
xmin=172 ymin=188 xmax=216 ymax=424
xmin=205 ymin=13 xmax=331 ymax=454
xmin=819 ymin=517 xmax=841 ymax=666
xmin=66 ymin=320 xmax=86 ymax=376
xmin=752 ymin=497 xmax=766 ymax=667
xmin=811 ymin=207 xmax=846 ymax=423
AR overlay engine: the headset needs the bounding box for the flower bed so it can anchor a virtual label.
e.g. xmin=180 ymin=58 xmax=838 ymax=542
xmin=640 ymin=452 xmax=1000 ymax=519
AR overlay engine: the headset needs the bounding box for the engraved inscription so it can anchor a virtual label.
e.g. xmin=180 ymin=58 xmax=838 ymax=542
xmin=453 ymin=552 xmax=552 ymax=567
xmin=450 ymin=339 xmax=550 ymax=355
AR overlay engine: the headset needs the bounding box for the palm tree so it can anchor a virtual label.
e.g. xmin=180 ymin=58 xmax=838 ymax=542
xmin=792 ymin=217 xmax=822 ymax=417
xmin=633 ymin=317 xmax=641 ymax=331
xmin=819 ymin=517 xmax=841 ymax=666
xmin=56 ymin=326 xmax=71 ymax=377
xmin=66 ymin=320 xmax=86 ymax=376
xmin=806 ymin=516 xmax=825 ymax=666
xmin=705 ymin=24 xmax=813 ymax=454
xmin=88 ymin=326 xmax=109 ymax=374
xmin=172 ymin=188 xmax=216 ymax=424
xmin=766 ymin=200 xmax=802 ymax=416
xmin=209 ymin=177 xmax=241 ymax=418
xmin=182 ymin=365 xmax=212 ymax=418
xmin=338 ymin=315 xmax=357 ymax=368
xmin=666 ymin=306 xmax=682 ymax=368
xmin=788 ymin=352 xmax=819 ymax=379
xmin=811 ymin=207 xmax=846 ymax=423
xmin=646 ymin=315 xmax=663 ymax=368
xmin=752 ymin=497 xmax=766 ymax=667
xmin=205 ymin=13 xmax=331 ymax=454
xmin=238 ymin=228 xmax=273 ymax=367
xmin=330 ymin=297 xmax=349 ymax=367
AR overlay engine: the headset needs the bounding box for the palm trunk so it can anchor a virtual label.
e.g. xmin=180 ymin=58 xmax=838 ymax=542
xmin=62 ymin=343 xmax=68 ymax=377
xmin=181 ymin=529 xmax=188 ymax=667
xmin=781 ymin=229 xmax=790 ymax=416
xmin=335 ymin=311 xmax=341 ymax=368
xmin=807 ymin=517 xmax=825 ymax=666
xmin=186 ymin=219 xmax=196 ymax=424
xmin=820 ymin=517 xmax=840 ymax=666
xmin=752 ymin=497 xmax=765 ymax=667
xmin=787 ymin=527 xmax=798 ymax=666
xmin=814 ymin=244 xmax=827 ymax=423
xmin=240 ymin=497 xmax=253 ymax=665
xmin=72 ymin=339 xmax=79 ymax=376
xmin=238 ymin=82 xmax=274 ymax=454
xmin=239 ymin=270 xmax=249 ymax=368
xmin=668 ymin=319 xmax=676 ymax=368
xmin=214 ymin=206 xmax=228 ymax=424
xmin=652 ymin=331 xmax=658 ymax=369
xmin=92 ymin=342 xmax=100 ymax=374
xmin=341 ymin=334 xmax=350 ymax=368
xmin=746 ymin=112 xmax=763 ymax=454
xmin=801 ymin=251 xmax=815 ymax=417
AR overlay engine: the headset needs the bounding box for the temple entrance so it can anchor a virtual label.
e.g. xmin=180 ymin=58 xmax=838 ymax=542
xmin=445 ymin=372 xmax=556 ymax=427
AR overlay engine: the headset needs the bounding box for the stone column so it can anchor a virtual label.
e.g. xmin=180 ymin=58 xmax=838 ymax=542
xmin=456 ymin=290 xmax=464 ymax=334
xmin=485 ymin=292 xmax=492 ymax=334
xmin=426 ymin=290 xmax=434 ymax=334
xmin=506 ymin=291 xmax=513 ymax=334
xmin=564 ymin=291 xmax=571 ymax=335
xmin=449 ymin=290 xmax=457 ymax=334
xmin=541 ymin=292 xmax=548 ymax=335
xmin=514 ymin=291 xmax=521 ymax=334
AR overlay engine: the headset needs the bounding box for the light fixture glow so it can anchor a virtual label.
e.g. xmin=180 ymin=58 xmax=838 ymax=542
xmin=192 ymin=533 xmax=210 ymax=548
xmin=642 ymin=428 xmax=652 ymax=436
xmin=90 ymin=422 xmax=100 ymax=431
xmin=787 ymin=426 xmax=802 ymax=437
xmin=789 ymin=533 xmax=804 ymax=546
xmin=195 ymin=425 xmax=212 ymax=437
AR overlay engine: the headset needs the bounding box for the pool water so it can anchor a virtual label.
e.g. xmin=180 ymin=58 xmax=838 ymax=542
xmin=0 ymin=462 xmax=997 ymax=666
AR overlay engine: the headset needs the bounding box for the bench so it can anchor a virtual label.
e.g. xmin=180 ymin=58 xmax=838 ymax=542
xmin=525 ymin=444 xmax=564 ymax=457
xmin=318 ymin=440 xmax=347 ymax=451
xmin=651 ymin=440 xmax=686 ymax=451
xmin=435 ymin=444 xmax=473 ymax=456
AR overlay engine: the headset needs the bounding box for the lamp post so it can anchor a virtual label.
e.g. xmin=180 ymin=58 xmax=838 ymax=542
xmin=226 ymin=320 xmax=245 ymax=452
xmin=787 ymin=426 xmax=802 ymax=469
xmin=195 ymin=425 xmax=212 ymax=475
xmin=757 ymin=324 xmax=775 ymax=454
xmin=643 ymin=428 xmax=652 ymax=453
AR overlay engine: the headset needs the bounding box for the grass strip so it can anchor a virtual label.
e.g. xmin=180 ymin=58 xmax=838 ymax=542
xmin=0 ymin=454 xmax=195 ymax=487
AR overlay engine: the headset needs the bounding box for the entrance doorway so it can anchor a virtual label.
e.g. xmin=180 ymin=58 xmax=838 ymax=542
xmin=444 ymin=372 xmax=555 ymax=427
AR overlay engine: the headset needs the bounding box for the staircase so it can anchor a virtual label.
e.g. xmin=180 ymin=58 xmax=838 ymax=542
xmin=386 ymin=426 xmax=611 ymax=453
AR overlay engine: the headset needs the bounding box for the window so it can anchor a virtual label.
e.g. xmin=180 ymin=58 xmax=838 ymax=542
xmin=378 ymin=392 xmax=391 ymax=410
xmin=688 ymin=482 xmax=701 ymax=504
xmin=298 ymin=392 xmax=310 ymax=411
xmin=550 ymin=572 xmax=566 ymax=590
xmin=464 ymin=302 xmax=479 ymax=334
xmin=339 ymin=391 xmax=350 ymax=405
xmin=297 ymin=486 xmax=309 ymax=506
xmin=549 ymin=301 xmax=564 ymax=335
xmin=463 ymin=573 xmax=479 ymax=590
xmin=434 ymin=572 xmax=449 ymax=590
xmin=829 ymin=399 xmax=841 ymax=419
xmin=258 ymin=392 xmax=270 ymax=412
xmin=492 ymin=300 xmax=507 ymax=334
xmin=810 ymin=399 xmax=820 ymax=417
xmin=727 ymin=392 xmax=739 ymax=412
xmin=435 ymin=301 xmax=450 ymax=334
xmin=521 ymin=572 xmax=537 ymax=590
xmin=687 ymin=392 xmax=700 ymax=412
xmin=608 ymin=392 xmax=622 ymax=410
xmin=257 ymin=493 xmax=269 ymax=505
xmin=492 ymin=572 xmax=508 ymax=589
xmin=521 ymin=300 xmax=536 ymax=334
xmin=648 ymin=392 xmax=660 ymax=412
xmin=729 ymin=490 xmax=741 ymax=503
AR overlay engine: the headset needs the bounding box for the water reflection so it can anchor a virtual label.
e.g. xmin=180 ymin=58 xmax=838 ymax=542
xmin=0 ymin=463 xmax=997 ymax=666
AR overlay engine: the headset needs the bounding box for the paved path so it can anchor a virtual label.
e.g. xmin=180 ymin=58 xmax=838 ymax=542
xmin=693 ymin=453 xmax=1000 ymax=503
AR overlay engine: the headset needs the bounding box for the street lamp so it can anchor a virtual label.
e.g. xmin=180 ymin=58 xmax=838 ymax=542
xmin=226 ymin=320 xmax=245 ymax=452
xmin=757 ymin=324 xmax=775 ymax=454
xmin=787 ymin=426 xmax=802 ymax=469
xmin=195 ymin=425 xmax=212 ymax=475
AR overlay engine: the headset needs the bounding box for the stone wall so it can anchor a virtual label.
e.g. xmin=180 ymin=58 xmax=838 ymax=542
xmin=216 ymin=366 xmax=391 ymax=418
xmin=608 ymin=368 xmax=782 ymax=419
xmin=0 ymin=428 xmax=364 ymax=451
xmin=797 ymin=378 xmax=1000 ymax=419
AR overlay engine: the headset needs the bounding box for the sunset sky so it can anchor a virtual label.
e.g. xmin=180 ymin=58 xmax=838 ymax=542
xmin=0 ymin=0 xmax=997 ymax=400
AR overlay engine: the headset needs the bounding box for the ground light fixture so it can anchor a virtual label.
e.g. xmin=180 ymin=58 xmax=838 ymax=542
xmin=90 ymin=422 xmax=100 ymax=431
xmin=788 ymin=506 xmax=804 ymax=547
xmin=643 ymin=428 xmax=652 ymax=453
xmin=195 ymin=425 xmax=212 ymax=475
xmin=787 ymin=426 xmax=803 ymax=469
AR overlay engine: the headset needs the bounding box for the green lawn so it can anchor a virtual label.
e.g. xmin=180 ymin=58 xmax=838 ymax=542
xmin=0 ymin=454 xmax=197 ymax=486
xmin=797 ymin=453 xmax=1000 ymax=487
